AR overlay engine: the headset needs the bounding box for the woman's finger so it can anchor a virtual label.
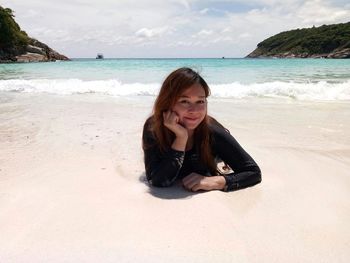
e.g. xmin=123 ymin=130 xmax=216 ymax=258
xmin=191 ymin=184 xmax=202 ymax=192
xmin=163 ymin=110 xmax=170 ymax=120
xmin=183 ymin=173 xmax=202 ymax=190
xmin=163 ymin=111 xmax=173 ymax=126
xmin=184 ymin=181 xmax=196 ymax=191
xmin=163 ymin=111 xmax=175 ymax=123
xmin=182 ymin=173 xmax=197 ymax=185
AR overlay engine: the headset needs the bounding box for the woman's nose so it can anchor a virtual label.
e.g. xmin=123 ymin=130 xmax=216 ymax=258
xmin=187 ymin=103 xmax=199 ymax=112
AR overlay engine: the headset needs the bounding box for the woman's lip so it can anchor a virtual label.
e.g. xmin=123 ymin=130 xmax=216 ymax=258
xmin=184 ymin=117 xmax=199 ymax=121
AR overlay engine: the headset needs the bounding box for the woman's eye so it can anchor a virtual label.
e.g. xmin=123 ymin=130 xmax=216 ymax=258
xmin=180 ymin=100 xmax=189 ymax=104
xmin=197 ymin=100 xmax=205 ymax=104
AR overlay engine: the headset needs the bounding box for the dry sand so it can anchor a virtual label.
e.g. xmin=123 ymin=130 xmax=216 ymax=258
xmin=0 ymin=92 xmax=349 ymax=262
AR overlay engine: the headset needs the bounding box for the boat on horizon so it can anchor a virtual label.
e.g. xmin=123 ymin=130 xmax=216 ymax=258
xmin=96 ymin=53 xmax=104 ymax=59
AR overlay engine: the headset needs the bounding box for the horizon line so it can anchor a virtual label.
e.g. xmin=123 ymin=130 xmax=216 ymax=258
xmin=69 ymin=57 xmax=246 ymax=59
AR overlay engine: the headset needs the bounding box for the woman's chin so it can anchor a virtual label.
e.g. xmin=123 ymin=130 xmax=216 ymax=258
xmin=184 ymin=122 xmax=200 ymax=130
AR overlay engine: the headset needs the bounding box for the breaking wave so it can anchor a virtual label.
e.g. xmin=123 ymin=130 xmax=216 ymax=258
xmin=0 ymin=78 xmax=349 ymax=101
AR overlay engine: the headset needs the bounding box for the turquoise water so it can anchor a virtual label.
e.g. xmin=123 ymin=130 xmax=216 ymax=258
xmin=1 ymin=58 xmax=350 ymax=83
xmin=0 ymin=58 xmax=350 ymax=100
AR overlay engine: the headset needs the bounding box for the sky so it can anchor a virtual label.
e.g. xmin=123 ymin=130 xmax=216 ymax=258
xmin=2 ymin=0 xmax=350 ymax=58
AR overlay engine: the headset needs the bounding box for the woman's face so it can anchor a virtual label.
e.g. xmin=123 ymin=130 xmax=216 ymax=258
xmin=172 ymin=83 xmax=207 ymax=131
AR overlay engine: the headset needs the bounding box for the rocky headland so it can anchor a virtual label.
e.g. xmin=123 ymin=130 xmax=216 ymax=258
xmin=0 ymin=6 xmax=69 ymax=63
xmin=246 ymin=22 xmax=350 ymax=59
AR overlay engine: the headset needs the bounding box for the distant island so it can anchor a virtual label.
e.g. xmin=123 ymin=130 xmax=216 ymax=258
xmin=0 ymin=6 xmax=69 ymax=63
xmin=246 ymin=22 xmax=350 ymax=58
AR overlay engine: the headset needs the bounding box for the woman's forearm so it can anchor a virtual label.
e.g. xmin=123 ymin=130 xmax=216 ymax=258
xmin=171 ymin=136 xmax=188 ymax=151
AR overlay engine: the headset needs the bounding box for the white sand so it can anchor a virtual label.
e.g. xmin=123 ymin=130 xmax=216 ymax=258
xmin=0 ymin=92 xmax=349 ymax=262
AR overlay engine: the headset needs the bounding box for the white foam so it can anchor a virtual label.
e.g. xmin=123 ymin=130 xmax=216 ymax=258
xmin=0 ymin=78 xmax=349 ymax=101
xmin=210 ymin=81 xmax=350 ymax=101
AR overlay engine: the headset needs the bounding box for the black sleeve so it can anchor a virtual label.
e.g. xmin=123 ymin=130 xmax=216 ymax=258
xmin=211 ymin=125 xmax=262 ymax=192
xmin=142 ymin=123 xmax=185 ymax=187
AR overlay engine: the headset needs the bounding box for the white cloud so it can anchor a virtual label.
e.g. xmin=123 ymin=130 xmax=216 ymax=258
xmin=19 ymin=8 xmax=40 ymax=18
xmin=175 ymin=0 xmax=191 ymax=10
xmin=238 ymin=33 xmax=252 ymax=39
xmin=221 ymin=27 xmax=232 ymax=33
xmin=296 ymin=0 xmax=350 ymax=24
xmin=192 ymin=29 xmax=213 ymax=38
xmin=210 ymin=36 xmax=234 ymax=44
xmin=135 ymin=27 xmax=170 ymax=39
xmin=199 ymin=8 xmax=209 ymax=14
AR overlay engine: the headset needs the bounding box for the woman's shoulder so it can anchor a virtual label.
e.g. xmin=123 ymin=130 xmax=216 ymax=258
xmin=208 ymin=116 xmax=231 ymax=138
xmin=143 ymin=116 xmax=154 ymax=130
xmin=142 ymin=116 xmax=156 ymax=144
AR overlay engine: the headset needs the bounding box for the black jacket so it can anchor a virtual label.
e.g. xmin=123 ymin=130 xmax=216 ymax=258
xmin=142 ymin=117 xmax=262 ymax=192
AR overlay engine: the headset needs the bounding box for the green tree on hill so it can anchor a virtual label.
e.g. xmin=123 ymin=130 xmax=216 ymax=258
xmin=0 ymin=6 xmax=29 ymax=53
xmin=250 ymin=22 xmax=350 ymax=57
xmin=0 ymin=5 xmax=69 ymax=62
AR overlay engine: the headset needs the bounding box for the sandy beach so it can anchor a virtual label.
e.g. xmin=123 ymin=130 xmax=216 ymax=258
xmin=0 ymin=91 xmax=349 ymax=262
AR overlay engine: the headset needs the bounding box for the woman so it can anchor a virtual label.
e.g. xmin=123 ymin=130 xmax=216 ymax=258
xmin=142 ymin=67 xmax=261 ymax=192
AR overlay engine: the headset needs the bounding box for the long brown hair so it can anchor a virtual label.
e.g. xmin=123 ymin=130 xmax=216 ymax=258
xmin=144 ymin=67 xmax=219 ymax=176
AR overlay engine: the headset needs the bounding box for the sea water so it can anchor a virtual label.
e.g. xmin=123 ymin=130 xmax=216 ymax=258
xmin=0 ymin=58 xmax=349 ymax=101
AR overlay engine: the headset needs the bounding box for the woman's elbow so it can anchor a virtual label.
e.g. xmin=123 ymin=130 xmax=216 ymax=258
xmin=146 ymin=174 xmax=174 ymax=188
xmin=243 ymin=165 xmax=261 ymax=187
xmin=253 ymin=166 xmax=262 ymax=185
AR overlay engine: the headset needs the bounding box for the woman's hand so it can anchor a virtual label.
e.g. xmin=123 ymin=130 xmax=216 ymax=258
xmin=163 ymin=110 xmax=188 ymax=139
xmin=182 ymin=173 xmax=226 ymax=192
